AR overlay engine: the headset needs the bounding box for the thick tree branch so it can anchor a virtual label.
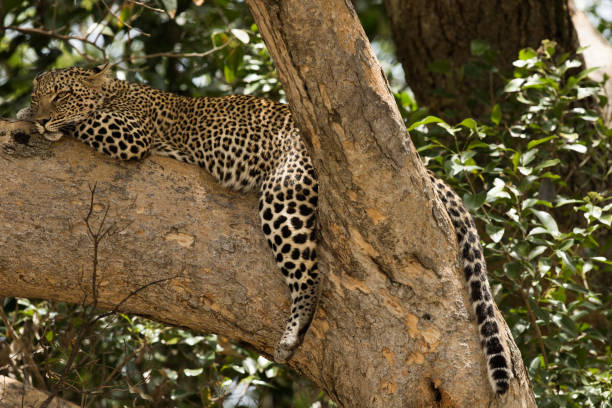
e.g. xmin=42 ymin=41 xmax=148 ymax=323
xmin=0 ymin=120 xmax=288 ymax=360
xmin=1 ymin=1 xmax=536 ymax=405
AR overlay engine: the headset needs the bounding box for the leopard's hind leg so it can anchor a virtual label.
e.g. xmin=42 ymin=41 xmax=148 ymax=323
xmin=258 ymin=150 xmax=319 ymax=362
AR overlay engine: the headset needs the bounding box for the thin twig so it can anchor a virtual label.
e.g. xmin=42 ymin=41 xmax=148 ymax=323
xmin=100 ymin=0 xmax=150 ymax=37
xmin=39 ymin=185 xmax=177 ymax=407
xmin=125 ymin=42 xmax=230 ymax=62
xmin=100 ymin=341 xmax=146 ymax=387
xmin=519 ymin=286 xmax=549 ymax=368
xmin=126 ymin=0 xmax=165 ymax=13
xmin=2 ymin=25 xmax=106 ymax=57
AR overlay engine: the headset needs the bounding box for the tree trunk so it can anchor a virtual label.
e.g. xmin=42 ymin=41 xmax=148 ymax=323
xmin=1 ymin=1 xmax=535 ymax=406
xmin=247 ymin=0 xmax=533 ymax=406
xmin=384 ymin=0 xmax=578 ymax=116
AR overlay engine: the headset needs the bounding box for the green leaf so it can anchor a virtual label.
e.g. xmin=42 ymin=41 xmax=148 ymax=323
xmin=463 ymin=191 xmax=487 ymax=211
xmin=562 ymin=283 xmax=591 ymax=295
xmin=244 ymin=357 xmax=257 ymax=375
xmin=528 ymin=226 xmax=550 ymax=236
xmin=163 ymin=337 xmax=180 ymax=345
xmin=542 ymin=39 xmax=557 ymax=57
xmin=521 ymin=198 xmax=552 ymax=210
xmin=486 ymin=178 xmax=511 ymax=202
xmin=576 ymin=86 xmax=600 ymax=100
xmin=490 ymin=104 xmax=501 ymax=125
xmin=458 ymin=118 xmax=477 ymax=130
xmin=531 ymin=209 xmax=561 ymax=238
xmin=437 ymin=122 xmax=459 ymax=135
xmin=534 ymin=159 xmax=560 ymax=172
xmin=231 ymin=29 xmax=250 ymax=44
xmin=521 ymin=149 xmax=538 ymax=166
xmin=467 ymin=140 xmax=489 ymax=149
xmin=509 ymin=125 xmax=526 ymax=138
xmin=407 ymin=115 xmax=447 ymax=131
xmin=564 ymin=144 xmax=587 ymax=153
xmin=511 ymin=151 xmax=521 ymax=171
xmin=555 ymin=197 xmax=583 ymax=207
xmin=529 ymin=356 xmax=541 ymax=373
xmin=503 ymin=262 xmax=522 ymax=279
xmin=575 ymin=67 xmax=600 ymax=81
xmin=504 ymin=78 xmax=525 ymax=93
xmin=556 ymin=250 xmax=576 ymax=272
xmin=518 ymin=47 xmax=538 ymax=60
xmin=184 ymin=368 xmax=203 ymax=377
xmin=555 ymin=314 xmax=579 ymax=336
xmin=486 ymin=224 xmax=505 ymax=243
xmin=528 ymin=245 xmax=547 ymax=260
xmin=223 ymin=65 xmax=235 ymax=84
xmin=527 ymin=136 xmax=556 ymax=149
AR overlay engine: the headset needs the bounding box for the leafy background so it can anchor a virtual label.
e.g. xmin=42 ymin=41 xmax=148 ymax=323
xmin=0 ymin=0 xmax=610 ymax=407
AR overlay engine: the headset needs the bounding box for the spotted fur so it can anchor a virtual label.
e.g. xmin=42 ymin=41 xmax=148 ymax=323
xmin=23 ymin=66 xmax=510 ymax=393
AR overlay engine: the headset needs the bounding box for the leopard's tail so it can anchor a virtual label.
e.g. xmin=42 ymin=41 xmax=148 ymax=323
xmin=429 ymin=172 xmax=512 ymax=395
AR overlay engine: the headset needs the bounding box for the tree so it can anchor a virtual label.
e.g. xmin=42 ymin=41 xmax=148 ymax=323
xmin=1 ymin=0 xmax=537 ymax=406
xmin=382 ymin=0 xmax=610 ymax=119
xmin=1 ymin=0 xmax=609 ymax=407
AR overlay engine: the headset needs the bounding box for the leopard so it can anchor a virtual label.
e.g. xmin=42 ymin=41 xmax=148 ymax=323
xmin=19 ymin=65 xmax=511 ymax=395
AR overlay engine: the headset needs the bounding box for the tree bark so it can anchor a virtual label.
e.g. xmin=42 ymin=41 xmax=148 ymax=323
xmin=246 ymin=0 xmax=533 ymax=406
xmin=1 ymin=1 xmax=535 ymax=406
xmin=384 ymin=0 xmax=578 ymax=116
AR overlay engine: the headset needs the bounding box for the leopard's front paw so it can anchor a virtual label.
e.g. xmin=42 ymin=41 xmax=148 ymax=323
xmin=16 ymin=107 xmax=32 ymax=120
xmin=42 ymin=131 xmax=64 ymax=141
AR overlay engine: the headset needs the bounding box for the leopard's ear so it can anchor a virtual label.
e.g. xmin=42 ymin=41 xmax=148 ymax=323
xmin=84 ymin=63 xmax=113 ymax=87
xmin=92 ymin=63 xmax=111 ymax=75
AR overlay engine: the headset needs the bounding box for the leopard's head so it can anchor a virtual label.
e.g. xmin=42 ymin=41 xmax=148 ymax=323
xmin=29 ymin=65 xmax=114 ymax=140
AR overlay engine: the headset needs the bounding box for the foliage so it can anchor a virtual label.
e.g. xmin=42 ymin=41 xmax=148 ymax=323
xmin=401 ymin=40 xmax=611 ymax=407
xmin=1 ymin=298 xmax=331 ymax=407
xmin=0 ymin=0 xmax=611 ymax=407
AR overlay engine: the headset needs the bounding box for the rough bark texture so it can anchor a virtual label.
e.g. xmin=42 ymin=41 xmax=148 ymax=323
xmin=384 ymin=0 xmax=578 ymax=116
xmin=1 ymin=1 xmax=536 ymax=406
xmin=0 ymin=375 xmax=78 ymax=408
xmin=246 ymin=1 xmax=533 ymax=406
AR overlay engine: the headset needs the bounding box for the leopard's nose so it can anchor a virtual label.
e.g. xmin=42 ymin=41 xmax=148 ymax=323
xmin=39 ymin=118 xmax=49 ymax=126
